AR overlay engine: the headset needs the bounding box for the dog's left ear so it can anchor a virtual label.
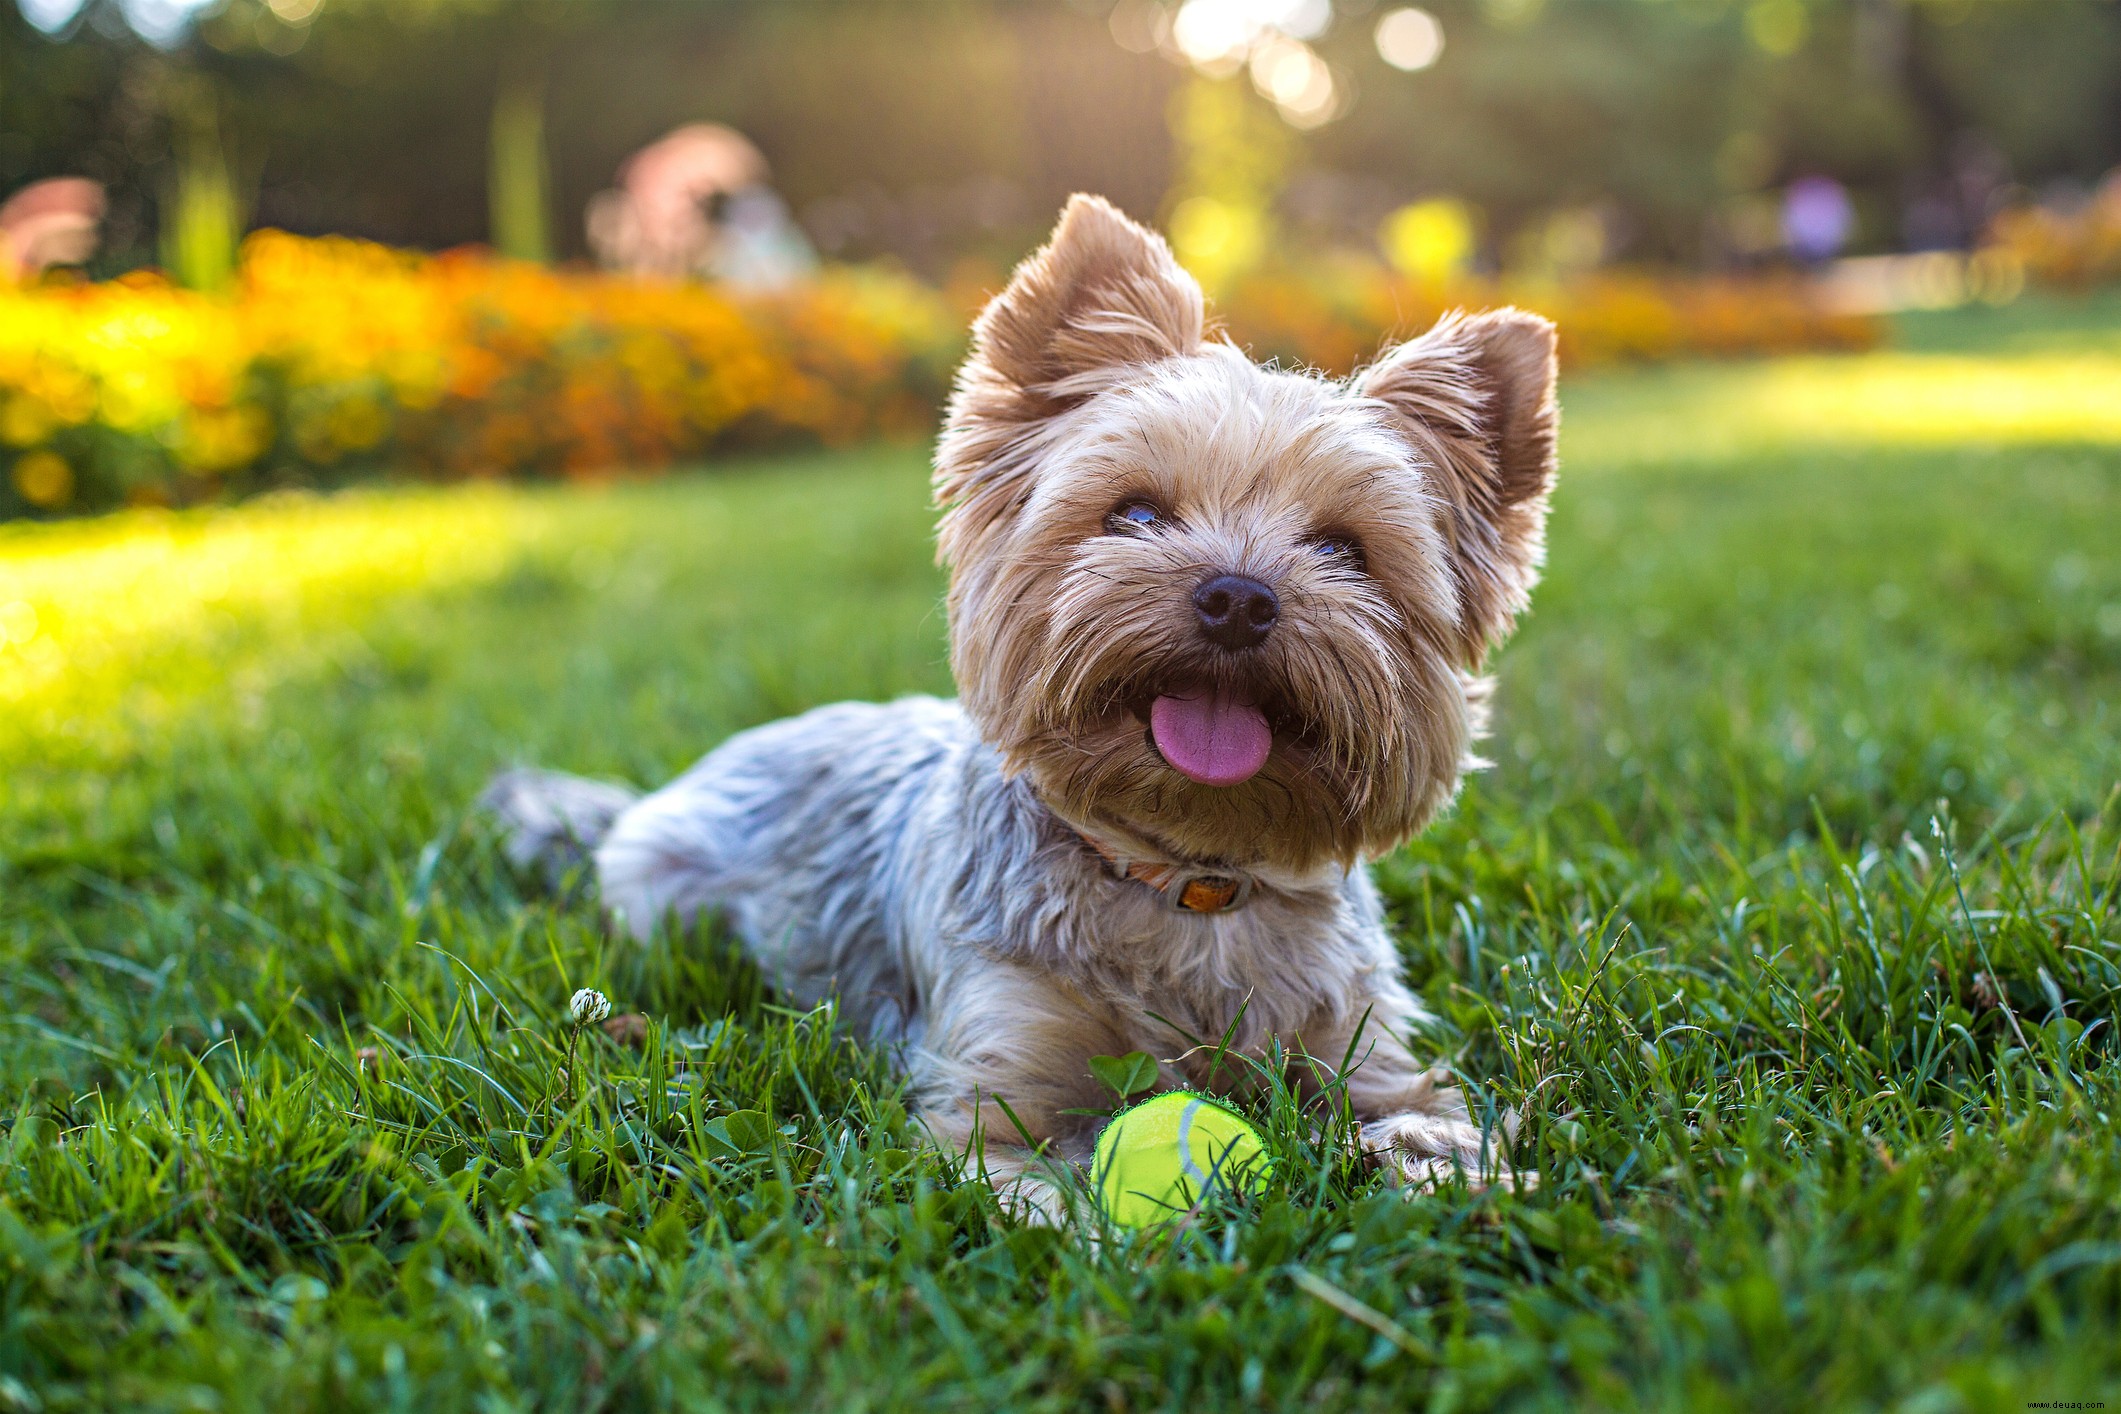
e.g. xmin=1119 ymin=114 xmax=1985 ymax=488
xmin=1358 ymin=308 xmax=1559 ymax=666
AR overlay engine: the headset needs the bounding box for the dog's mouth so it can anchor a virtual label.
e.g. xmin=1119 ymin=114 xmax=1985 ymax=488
xmin=1118 ymin=681 xmax=1309 ymax=788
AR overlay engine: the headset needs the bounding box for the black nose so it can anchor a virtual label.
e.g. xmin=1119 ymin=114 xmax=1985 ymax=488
xmin=1192 ymin=573 xmax=1279 ymax=650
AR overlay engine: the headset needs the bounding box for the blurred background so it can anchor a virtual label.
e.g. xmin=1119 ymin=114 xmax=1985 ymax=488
xmin=3 ymin=0 xmax=2120 ymax=515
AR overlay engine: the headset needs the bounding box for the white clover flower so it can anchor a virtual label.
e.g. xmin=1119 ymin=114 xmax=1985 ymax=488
xmin=569 ymin=988 xmax=612 ymax=1025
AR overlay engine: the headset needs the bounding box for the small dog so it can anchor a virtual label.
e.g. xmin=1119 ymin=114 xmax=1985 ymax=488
xmin=485 ymin=195 xmax=1558 ymax=1217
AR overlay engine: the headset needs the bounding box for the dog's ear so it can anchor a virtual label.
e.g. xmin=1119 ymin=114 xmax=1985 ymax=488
xmin=936 ymin=196 xmax=1203 ymax=523
xmin=964 ymin=193 xmax=1203 ymax=417
xmin=1358 ymin=308 xmax=1559 ymax=666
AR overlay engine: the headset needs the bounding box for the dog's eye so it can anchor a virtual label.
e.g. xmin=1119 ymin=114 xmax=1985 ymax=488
xmin=1314 ymin=535 xmax=1366 ymax=570
xmin=1108 ymin=501 xmax=1163 ymax=533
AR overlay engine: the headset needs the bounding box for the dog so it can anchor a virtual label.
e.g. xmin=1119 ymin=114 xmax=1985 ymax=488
xmin=484 ymin=195 xmax=1558 ymax=1219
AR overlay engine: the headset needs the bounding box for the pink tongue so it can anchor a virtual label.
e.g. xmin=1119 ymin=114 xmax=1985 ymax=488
xmin=1149 ymin=691 xmax=1273 ymax=787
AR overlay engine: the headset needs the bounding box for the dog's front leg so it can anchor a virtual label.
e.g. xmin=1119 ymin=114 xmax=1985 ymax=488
xmin=1297 ymin=983 xmax=1522 ymax=1191
xmin=909 ymin=961 xmax=1129 ymax=1225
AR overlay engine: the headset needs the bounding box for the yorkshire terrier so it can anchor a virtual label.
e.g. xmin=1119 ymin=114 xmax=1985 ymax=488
xmin=485 ymin=195 xmax=1558 ymax=1218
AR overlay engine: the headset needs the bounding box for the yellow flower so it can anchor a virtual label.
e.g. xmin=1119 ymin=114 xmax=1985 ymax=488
xmin=0 ymin=398 xmax=53 ymax=448
xmin=11 ymin=451 xmax=73 ymax=508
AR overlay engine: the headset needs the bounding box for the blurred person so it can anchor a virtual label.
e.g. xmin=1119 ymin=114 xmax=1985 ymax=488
xmin=585 ymin=123 xmax=813 ymax=288
xmin=712 ymin=184 xmax=815 ymax=289
xmin=1782 ymin=175 xmax=1854 ymax=265
xmin=0 ymin=177 xmax=104 ymax=281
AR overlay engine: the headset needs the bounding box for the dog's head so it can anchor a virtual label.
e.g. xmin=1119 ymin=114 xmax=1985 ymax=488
xmin=936 ymin=196 xmax=1558 ymax=874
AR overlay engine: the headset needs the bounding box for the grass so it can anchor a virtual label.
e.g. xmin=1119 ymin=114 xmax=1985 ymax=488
xmin=2 ymin=308 xmax=2119 ymax=1411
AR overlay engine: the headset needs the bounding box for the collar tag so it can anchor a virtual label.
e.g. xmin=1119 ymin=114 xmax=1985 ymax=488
xmin=1170 ymin=871 xmax=1251 ymax=914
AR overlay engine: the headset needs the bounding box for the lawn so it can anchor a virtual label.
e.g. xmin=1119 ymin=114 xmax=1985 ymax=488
xmin=2 ymin=300 xmax=2118 ymax=1411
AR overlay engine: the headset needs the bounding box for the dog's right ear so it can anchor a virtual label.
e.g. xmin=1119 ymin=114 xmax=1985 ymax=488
xmin=1357 ymin=308 xmax=1559 ymax=668
xmin=937 ymin=196 xmax=1203 ymax=521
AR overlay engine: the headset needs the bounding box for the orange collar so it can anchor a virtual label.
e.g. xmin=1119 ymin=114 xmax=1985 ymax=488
xmin=1073 ymin=827 xmax=1256 ymax=914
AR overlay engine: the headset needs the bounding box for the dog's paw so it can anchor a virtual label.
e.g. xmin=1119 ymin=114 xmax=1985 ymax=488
xmin=1360 ymin=1112 xmax=1531 ymax=1193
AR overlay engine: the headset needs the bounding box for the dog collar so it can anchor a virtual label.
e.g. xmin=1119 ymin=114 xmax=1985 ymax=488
xmin=1072 ymin=827 xmax=1256 ymax=914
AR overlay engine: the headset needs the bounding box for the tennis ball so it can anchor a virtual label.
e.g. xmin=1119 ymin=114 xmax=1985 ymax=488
xmin=1093 ymin=1091 xmax=1270 ymax=1228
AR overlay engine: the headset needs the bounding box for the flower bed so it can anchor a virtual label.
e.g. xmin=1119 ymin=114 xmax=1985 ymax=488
xmin=3 ymin=231 xmax=1882 ymax=518
xmin=2 ymin=231 xmax=961 ymax=515
xmin=1213 ymin=258 xmax=1880 ymax=377
xmin=1982 ymin=176 xmax=2121 ymax=290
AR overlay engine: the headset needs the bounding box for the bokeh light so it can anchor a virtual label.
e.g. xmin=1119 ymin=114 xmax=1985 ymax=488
xmin=10 ymin=451 xmax=72 ymax=509
xmin=1374 ymin=7 xmax=1444 ymax=72
xmin=1379 ymin=197 xmax=1475 ymax=283
xmin=1168 ymin=194 xmax=1269 ymax=288
xmin=1170 ymin=0 xmax=1331 ymax=60
xmin=1248 ymin=35 xmax=1340 ymax=128
xmin=1171 ymin=0 xmax=1256 ymax=69
xmin=17 ymin=0 xmax=85 ymax=33
xmin=118 ymin=0 xmax=218 ymax=47
xmin=1745 ymin=0 xmax=1808 ymax=55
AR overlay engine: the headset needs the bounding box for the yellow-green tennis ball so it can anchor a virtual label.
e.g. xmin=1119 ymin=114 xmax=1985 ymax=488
xmin=1093 ymin=1092 xmax=1270 ymax=1228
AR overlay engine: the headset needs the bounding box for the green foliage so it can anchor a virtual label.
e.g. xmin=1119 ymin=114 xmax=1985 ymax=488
xmin=160 ymin=98 xmax=244 ymax=292
xmin=0 ymin=329 xmax=2118 ymax=1406
xmin=487 ymin=70 xmax=552 ymax=264
xmin=1089 ymin=1051 xmax=1161 ymax=1104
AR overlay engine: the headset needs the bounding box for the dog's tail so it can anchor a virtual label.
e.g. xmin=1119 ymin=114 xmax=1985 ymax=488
xmin=478 ymin=768 xmax=640 ymax=885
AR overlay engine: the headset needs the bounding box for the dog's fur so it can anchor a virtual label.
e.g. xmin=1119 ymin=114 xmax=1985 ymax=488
xmin=484 ymin=195 xmax=1558 ymax=1218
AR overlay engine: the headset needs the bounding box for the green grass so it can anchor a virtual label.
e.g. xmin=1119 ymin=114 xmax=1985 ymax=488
xmin=2 ymin=324 xmax=2119 ymax=1411
xmin=1892 ymin=286 xmax=2121 ymax=356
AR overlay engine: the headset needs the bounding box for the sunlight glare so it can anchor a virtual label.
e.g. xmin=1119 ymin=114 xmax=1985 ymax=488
xmin=1562 ymin=353 xmax=2121 ymax=471
xmin=0 ymin=486 xmax=553 ymax=756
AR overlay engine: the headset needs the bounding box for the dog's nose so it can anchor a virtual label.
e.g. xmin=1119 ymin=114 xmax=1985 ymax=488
xmin=1192 ymin=573 xmax=1279 ymax=649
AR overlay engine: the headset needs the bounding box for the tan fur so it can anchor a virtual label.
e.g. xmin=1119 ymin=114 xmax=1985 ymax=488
xmin=938 ymin=195 xmax=1556 ymax=876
